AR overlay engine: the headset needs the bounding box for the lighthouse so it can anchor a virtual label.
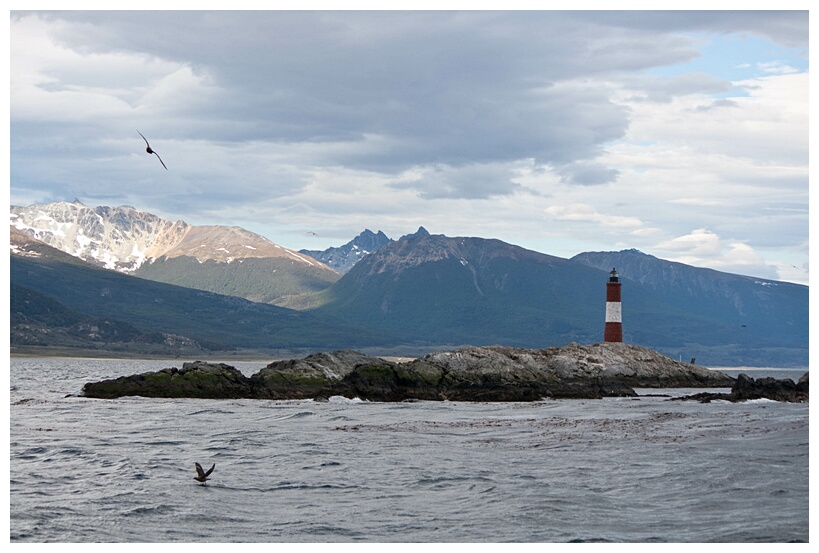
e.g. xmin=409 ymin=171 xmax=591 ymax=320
xmin=604 ymin=268 xmax=623 ymax=342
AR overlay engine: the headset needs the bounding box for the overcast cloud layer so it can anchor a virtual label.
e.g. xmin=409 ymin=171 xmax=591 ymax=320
xmin=8 ymin=10 xmax=809 ymax=284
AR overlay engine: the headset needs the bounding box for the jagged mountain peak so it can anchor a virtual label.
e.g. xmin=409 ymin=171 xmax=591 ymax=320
xmin=300 ymin=228 xmax=393 ymax=273
xmin=399 ymin=226 xmax=430 ymax=240
xmin=10 ymin=202 xmax=190 ymax=271
xmin=9 ymin=201 xmax=330 ymax=273
xmin=355 ymin=229 xmax=391 ymax=247
xmin=346 ymin=231 xmax=565 ymax=285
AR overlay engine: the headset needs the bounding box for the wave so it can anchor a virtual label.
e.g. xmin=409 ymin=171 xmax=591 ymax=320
xmin=268 ymin=410 xmax=315 ymax=421
xmin=208 ymin=481 xmax=358 ymax=493
xmin=327 ymin=396 xmax=367 ymax=404
xmin=187 ymin=408 xmax=237 ymax=416
xmin=122 ymin=504 xmax=176 ymax=517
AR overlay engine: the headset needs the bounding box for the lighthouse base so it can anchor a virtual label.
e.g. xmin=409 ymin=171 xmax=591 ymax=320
xmin=604 ymin=322 xmax=622 ymax=343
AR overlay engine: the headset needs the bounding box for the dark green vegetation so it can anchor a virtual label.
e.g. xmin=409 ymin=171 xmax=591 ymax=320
xmin=10 ymin=239 xmax=395 ymax=355
xmin=10 ymin=284 xmax=207 ymax=356
xmin=134 ymin=255 xmax=339 ymax=304
xmin=81 ymin=361 xmax=257 ymax=399
xmin=310 ymin=235 xmax=605 ymax=345
xmin=10 ymin=230 xmax=808 ymax=366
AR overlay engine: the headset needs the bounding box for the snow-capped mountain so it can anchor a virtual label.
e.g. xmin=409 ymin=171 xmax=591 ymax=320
xmin=10 ymin=200 xmax=326 ymax=272
xmin=10 ymin=201 xmax=190 ymax=272
xmin=10 ymin=201 xmax=340 ymax=304
xmin=300 ymin=229 xmax=393 ymax=273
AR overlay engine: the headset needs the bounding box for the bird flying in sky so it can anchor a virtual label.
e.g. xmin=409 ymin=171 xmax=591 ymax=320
xmin=137 ymin=130 xmax=168 ymax=170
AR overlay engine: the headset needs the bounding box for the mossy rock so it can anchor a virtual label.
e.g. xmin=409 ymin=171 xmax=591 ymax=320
xmin=83 ymin=361 xmax=254 ymax=399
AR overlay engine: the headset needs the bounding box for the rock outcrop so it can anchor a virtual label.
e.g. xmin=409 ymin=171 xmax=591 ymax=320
xmin=252 ymin=350 xmax=391 ymax=399
xmin=82 ymin=342 xmax=738 ymax=402
xmin=679 ymin=372 xmax=809 ymax=403
xmin=81 ymin=361 xmax=259 ymax=399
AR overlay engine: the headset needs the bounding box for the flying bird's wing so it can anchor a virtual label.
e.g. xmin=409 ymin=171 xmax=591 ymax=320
xmin=195 ymin=462 xmax=206 ymax=479
xmin=153 ymin=151 xmax=168 ymax=170
xmin=204 ymin=463 xmax=215 ymax=477
xmin=137 ymin=129 xmax=150 ymax=147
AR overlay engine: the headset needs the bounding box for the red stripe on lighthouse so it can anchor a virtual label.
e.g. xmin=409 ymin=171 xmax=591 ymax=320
xmin=606 ymin=282 xmax=621 ymax=303
xmin=604 ymin=268 xmax=622 ymax=343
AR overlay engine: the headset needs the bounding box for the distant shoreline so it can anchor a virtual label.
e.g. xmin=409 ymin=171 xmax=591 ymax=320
xmin=10 ymin=346 xmax=808 ymax=371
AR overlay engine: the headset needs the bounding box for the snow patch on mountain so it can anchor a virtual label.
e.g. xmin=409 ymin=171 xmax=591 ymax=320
xmin=300 ymin=229 xmax=393 ymax=273
xmin=10 ymin=202 xmax=333 ymax=274
xmin=10 ymin=202 xmax=189 ymax=271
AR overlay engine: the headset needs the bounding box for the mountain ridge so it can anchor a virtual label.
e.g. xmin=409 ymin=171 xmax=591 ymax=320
xmin=300 ymin=228 xmax=392 ymax=273
xmin=8 ymin=203 xmax=808 ymax=366
xmin=309 ymin=233 xmax=807 ymax=366
xmin=571 ymin=249 xmax=807 ymax=341
xmin=10 ymin=202 xmax=339 ymax=304
xmin=10 ymin=201 xmax=332 ymax=271
xmin=9 ymin=229 xmax=393 ymax=353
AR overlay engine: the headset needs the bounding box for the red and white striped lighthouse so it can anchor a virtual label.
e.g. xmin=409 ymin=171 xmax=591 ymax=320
xmin=604 ymin=268 xmax=623 ymax=343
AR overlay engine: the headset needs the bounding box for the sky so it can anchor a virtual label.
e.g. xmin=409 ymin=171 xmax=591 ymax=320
xmin=6 ymin=6 xmax=811 ymax=285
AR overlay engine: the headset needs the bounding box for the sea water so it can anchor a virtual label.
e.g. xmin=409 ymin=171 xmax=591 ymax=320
xmin=9 ymin=357 xmax=809 ymax=542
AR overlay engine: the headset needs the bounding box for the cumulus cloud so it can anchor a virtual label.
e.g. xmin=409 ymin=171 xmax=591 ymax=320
xmin=654 ymin=229 xmax=779 ymax=279
xmin=579 ymin=10 xmax=807 ymax=48
xmin=557 ymin=162 xmax=620 ymax=186
xmin=655 ymin=228 xmax=722 ymax=256
xmin=545 ymin=203 xmax=643 ymax=229
xmin=639 ymin=72 xmax=733 ymax=103
xmin=388 ymin=162 xmax=525 ymax=200
xmin=9 ymin=13 xmax=632 ymax=166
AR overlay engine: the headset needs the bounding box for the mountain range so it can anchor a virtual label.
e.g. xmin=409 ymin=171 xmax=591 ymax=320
xmin=300 ymin=229 xmax=392 ymax=273
xmin=11 ymin=201 xmax=339 ymax=305
xmin=9 ymin=202 xmax=808 ymax=366
xmin=309 ymin=233 xmax=807 ymax=366
xmin=9 ymin=226 xmax=393 ymax=356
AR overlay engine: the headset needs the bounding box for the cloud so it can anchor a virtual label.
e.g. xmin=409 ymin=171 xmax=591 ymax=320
xmin=557 ymin=162 xmax=620 ymax=186
xmin=653 ymin=229 xmax=779 ymax=279
xmin=757 ymin=61 xmax=803 ymax=75
xmin=13 ymin=11 xmax=804 ymax=179
xmin=389 ymin=162 xmax=524 ymax=200
xmin=693 ymin=98 xmax=739 ymax=112
xmin=655 ymin=228 xmax=722 ymax=256
xmin=545 ymin=203 xmax=643 ymax=229
xmin=7 ymin=13 xmax=634 ymax=168
xmin=579 ymin=10 xmax=808 ymax=48
xmin=638 ymin=72 xmax=733 ymax=103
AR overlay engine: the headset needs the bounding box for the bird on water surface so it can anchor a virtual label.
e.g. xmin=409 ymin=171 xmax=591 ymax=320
xmin=137 ymin=130 xmax=168 ymax=170
xmin=194 ymin=462 xmax=215 ymax=484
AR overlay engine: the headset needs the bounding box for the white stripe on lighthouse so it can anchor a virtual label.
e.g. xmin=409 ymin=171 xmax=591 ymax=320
xmin=605 ymin=302 xmax=621 ymax=323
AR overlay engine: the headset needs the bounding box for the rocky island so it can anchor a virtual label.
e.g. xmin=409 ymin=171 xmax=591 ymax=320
xmin=677 ymin=372 xmax=809 ymax=403
xmin=81 ymin=342 xmax=746 ymax=402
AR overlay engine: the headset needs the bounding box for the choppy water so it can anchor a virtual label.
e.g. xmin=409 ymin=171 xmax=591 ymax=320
xmin=9 ymin=357 xmax=809 ymax=542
